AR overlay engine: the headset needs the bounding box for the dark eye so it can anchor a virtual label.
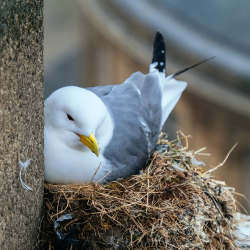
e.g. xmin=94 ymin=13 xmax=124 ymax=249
xmin=67 ymin=114 xmax=74 ymax=121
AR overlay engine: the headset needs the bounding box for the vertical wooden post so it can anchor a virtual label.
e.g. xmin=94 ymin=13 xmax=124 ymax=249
xmin=0 ymin=0 xmax=44 ymax=249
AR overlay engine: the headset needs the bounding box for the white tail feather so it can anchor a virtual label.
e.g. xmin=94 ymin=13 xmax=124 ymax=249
xmin=161 ymin=77 xmax=187 ymax=127
xmin=123 ymin=70 xmax=187 ymax=128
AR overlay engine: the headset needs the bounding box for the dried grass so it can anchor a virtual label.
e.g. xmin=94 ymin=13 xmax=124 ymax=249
xmin=35 ymin=132 xmax=239 ymax=250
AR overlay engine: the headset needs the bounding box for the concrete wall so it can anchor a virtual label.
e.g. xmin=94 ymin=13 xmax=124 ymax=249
xmin=0 ymin=1 xmax=44 ymax=249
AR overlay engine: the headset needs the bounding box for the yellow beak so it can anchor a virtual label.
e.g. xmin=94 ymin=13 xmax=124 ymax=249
xmin=78 ymin=132 xmax=99 ymax=157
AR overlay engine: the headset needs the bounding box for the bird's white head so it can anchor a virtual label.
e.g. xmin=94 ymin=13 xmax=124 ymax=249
xmin=44 ymin=86 xmax=109 ymax=157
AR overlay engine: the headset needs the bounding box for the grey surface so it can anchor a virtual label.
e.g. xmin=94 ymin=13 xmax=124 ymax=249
xmin=88 ymin=73 xmax=162 ymax=182
xmin=44 ymin=0 xmax=81 ymax=99
xmin=155 ymin=0 xmax=250 ymax=55
xmin=111 ymin=0 xmax=250 ymax=81
xmin=44 ymin=53 xmax=80 ymax=99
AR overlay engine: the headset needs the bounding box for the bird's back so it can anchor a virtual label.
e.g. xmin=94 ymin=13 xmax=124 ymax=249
xmin=86 ymin=31 xmax=185 ymax=181
xmin=89 ymin=75 xmax=162 ymax=181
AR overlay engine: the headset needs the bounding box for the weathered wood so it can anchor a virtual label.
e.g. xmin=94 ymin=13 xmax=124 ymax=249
xmin=0 ymin=0 xmax=44 ymax=249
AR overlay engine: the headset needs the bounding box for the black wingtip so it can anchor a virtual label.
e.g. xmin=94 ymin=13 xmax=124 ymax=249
xmin=172 ymin=56 xmax=215 ymax=78
xmin=151 ymin=31 xmax=166 ymax=73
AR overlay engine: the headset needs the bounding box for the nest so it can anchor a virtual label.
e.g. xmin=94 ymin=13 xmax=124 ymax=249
xmin=36 ymin=132 xmax=239 ymax=250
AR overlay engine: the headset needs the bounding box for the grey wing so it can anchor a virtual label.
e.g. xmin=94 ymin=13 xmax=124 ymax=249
xmin=86 ymin=85 xmax=115 ymax=98
xmin=86 ymin=71 xmax=145 ymax=97
xmin=98 ymin=73 xmax=162 ymax=182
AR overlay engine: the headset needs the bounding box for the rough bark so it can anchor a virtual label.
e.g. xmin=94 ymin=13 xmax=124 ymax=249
xmin=0 ymin=1 xmax=44 ymax=249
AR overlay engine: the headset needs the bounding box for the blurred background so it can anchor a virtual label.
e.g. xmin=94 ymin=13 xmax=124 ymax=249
xmin=44 ymin=0 xmax=250 ymax=212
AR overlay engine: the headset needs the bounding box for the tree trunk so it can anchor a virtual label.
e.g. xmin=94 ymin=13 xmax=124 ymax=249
xmin=0 ymin=1 xmax=44 ymax=249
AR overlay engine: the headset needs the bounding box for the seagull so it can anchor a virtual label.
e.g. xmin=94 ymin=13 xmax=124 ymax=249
xmin=44 ymin=31 xmax=207 ymax=184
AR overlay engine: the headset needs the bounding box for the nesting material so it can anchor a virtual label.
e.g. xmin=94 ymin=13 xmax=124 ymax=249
xmin=36 ymin=132 xmax=240 ymax=250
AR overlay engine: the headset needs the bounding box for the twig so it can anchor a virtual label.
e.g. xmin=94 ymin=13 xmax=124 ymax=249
xmin=177 ymin=130 xmax=189 ymax=150
xmin=97 ymin=169 xmax=112 ymax=184
xmin=88 ymin=163 xmax=101 ymax=184
xmin=203 ymin=191 xmax=231 ymax=227
xmin=146 ymin=168 xmax=149 ymax=213
xmin=205 ymin=143 xmax=238 ymax=174
xmin=194 ymin=147 xmax=207 ymax=154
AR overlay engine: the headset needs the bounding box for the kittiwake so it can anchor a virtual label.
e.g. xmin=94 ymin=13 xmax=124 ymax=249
xmin=44 ymin=31 xmax=188 ymax=184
